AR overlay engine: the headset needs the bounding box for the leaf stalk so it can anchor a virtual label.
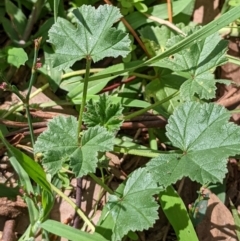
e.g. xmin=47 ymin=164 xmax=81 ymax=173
xmin=77 ymin=57 xmax=92 ymax=143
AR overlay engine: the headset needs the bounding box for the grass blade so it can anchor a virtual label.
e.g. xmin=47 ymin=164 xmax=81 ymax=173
xmin=159 ymin=185 xmax=199 ymax=241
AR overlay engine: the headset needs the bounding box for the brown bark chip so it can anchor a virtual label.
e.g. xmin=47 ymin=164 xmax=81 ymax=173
xmin=196 ymin=189 xmax=238 ymax=241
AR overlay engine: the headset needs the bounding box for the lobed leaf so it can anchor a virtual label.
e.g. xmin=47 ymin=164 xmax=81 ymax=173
xmin=35 ymin=116 xmax=115 ymax=178
xmin=48 ymin=5 xmax=130 ymax=69
xmin=98 ymin=168 xmax=160 ymax=241
xmin=70 ymin=126 xmax=115 ymax=177
xmin=155 ymin=27 xmax=228 ymax=100
xmin=83 ymin=94 xmax=124 ymax=132
xmin=34 ymin=116 xmax=78 ymax=175
xmin=146 ymin=102 xmax=240 ymax=186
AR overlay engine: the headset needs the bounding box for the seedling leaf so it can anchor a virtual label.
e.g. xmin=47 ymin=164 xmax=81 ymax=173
xmin=146 ymin=102 xmax=240 ymax=186
xmin=98 ymin=168 xmax=160 ymax=241
xmin=48 ymin=5 xmax=130 ymax=69
xmin=83 ymin=94 xmax=124 ymax=132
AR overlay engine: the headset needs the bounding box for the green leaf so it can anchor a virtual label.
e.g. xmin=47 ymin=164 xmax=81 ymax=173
xmin=41 ymin=220 xmax=108 ymax=241
xmin=83 ymin=94 xmax=124 ymax=132
xmin=229 ymin=199 xmax=240 ymax=240
xmin=145 ymin=68 xmax=185 ymax=115
xmin=34 ymin=116 xmax=78 ymax=175
xmin=139 ymin=25 xmax=178 ymax=56
xmin=4 ymin=47 xmax=28 ymax=68
xmin=98 ymin=168 xmax=160 ymax=241
xmin=48 ymin=5 xmax=130 ymax=69
xmin=87 ymin=5 xmax=240 ymax=81
xmin=40 ymin=45 xmax=62 ymax=92
xmin=70 ymin=126 xmax=115 ymax=177
xmin=8 ymin=156 xmax=39 ymax=224
xmin=118 ymin=0 xmax=193 ymax=30
xmin=1 ymin=17 xmax=20 ymax=42
xmin=146 ymin=102 xmax=240 ymax=186
xmin=158 ymin=28 xmax=228 ymax=100
xmin=0 ymin=184 xmax=19 ymax=199
xmin=0 ymin=131 xmax=52 ymax=194
xmin=34 ymin=116 xmax=115 ymax=178
xmin=134 ymin=2 xmax=148 ymax=12
xmin=5 ymin=0 xmax=27 ymax=37
xmin=189 ymin=191 xmax=209 ymax=226
xmin=159 ymin=186 xmax=199 ymax=241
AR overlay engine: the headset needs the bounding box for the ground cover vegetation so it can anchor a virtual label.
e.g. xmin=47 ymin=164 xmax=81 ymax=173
xmin=1 ymin=0 xmax=240 ymax=240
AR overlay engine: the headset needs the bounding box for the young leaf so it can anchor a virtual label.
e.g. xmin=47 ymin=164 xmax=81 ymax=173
xmin=34 ymin=116 xmax=115 ymax=178
xmin=48 ymin=5 xmax=130 ymax=69
xmin=83 ymin=94 xmax=124 ymax=132
xmin=158 ymin=27 xmax=228 ymax=100
xmin=146 ymin=102 xmax=240 ymax=186
xmin=98 ymin=168 xmax=160 ymax=241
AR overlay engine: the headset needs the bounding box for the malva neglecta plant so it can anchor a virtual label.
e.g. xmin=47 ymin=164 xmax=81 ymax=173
xmin=1 ymin=2 xmax=240 ymax=241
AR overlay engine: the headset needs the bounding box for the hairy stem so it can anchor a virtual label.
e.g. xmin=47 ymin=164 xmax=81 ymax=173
xmin=25 ymin=37 xmax=42 ymax=146
xmin=77 ymin=57 xmax=92 ymax=142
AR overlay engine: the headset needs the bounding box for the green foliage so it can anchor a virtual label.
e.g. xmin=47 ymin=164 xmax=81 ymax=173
xmin=0 ymin=47 xmax=28 ymax=68
xmin=0 ymin=184 xmax=19 ymax=199
xmin=70 ymin=126 xmax=114 ymax=177
xmin=0 ymin=131 xmax=52 ymax=194
xmin=118 ymin=0 xmax=148 ymax=15
xmin=147 ymin=102 xmax=240 ymax=186
xmin=159 ymin=185 xmax=198 ymax=241
xmin=48 ymin=5 xmax=130 ymax=69
xmin=97 ymin=168 xmax=160 ymax=241
xmin=2 ymin=1 xmax=240 ymax=241
xmin=145 ymin=68 xmax=184 ymax=116
xmin=229 ymin=0 xmax=240 ymax=7
xmin=83 ymin=94 xmax=124 ymax=132
xmin=41 ymin=219 xmax=108 ymax=241
xmin=162 ymin=28 xmax=228 ymax=100
xmin=3 ymin=0 xmax=27 ymax=40
xmin=230 ymin=199 xmax=240 ymax=240
xmin=189 ymin=188 xmax=209 ymax=226
xmin=34 ymin=116 xmax=115 ymax=178
xmin=34 ymin=116 xmax=78 ymax=175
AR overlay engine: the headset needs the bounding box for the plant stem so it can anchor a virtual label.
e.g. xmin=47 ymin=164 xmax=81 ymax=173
xmin=113 ymin=146 xmax=166 ymax=158
xmin=54 ymin=0 xmax=60 ymax=23
xmin=61 ymin=68 xmax=104 ymax=79
xmin=77 ymin=57 xmax=92 ymax=142
xmin=124 ymin=91 xmax=179 ymax=120
xmin=131 ymin=72 xmax=157 ymax=80
xmin=89 ymin=173 xmax=114 ymax=195
xmin=50 ymin=183 xmax=95 ymax=232
xmin=1 ymin=83 xmax=49 ymax=119
xmin=25 ymin=37 xmax=42 ymax=146
xmin=148 ymin=128 xmax=158 ymax=150
xmin=22 ymin=0 xmax=44 ymax=41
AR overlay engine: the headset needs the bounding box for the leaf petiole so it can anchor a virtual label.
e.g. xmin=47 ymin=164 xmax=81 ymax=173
xmin=77 ymin=57 xmax=92 ymax=143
